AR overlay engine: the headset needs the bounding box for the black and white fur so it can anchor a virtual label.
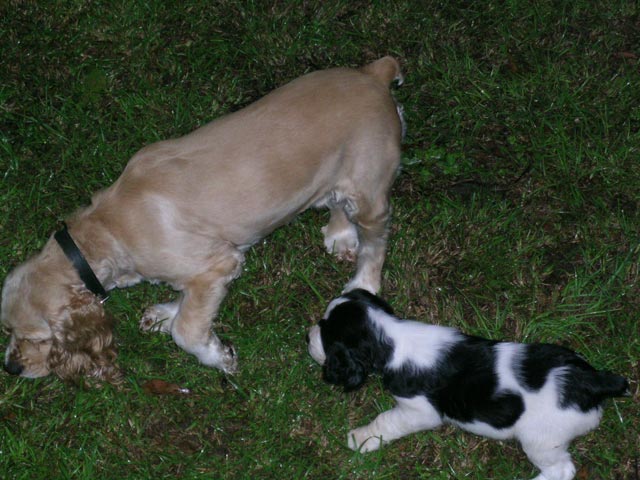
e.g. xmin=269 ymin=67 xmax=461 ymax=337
xmin=307 ymin=289 xmax=629 ymax=480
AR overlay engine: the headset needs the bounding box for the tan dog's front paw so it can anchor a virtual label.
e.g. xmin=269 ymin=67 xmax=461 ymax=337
xmin=139 ymin=303 xmax=178 ymax=333
xmin=348 ymin=427 xmax=384 ymax=452
xmin=192 ymin=339 xmax=239 ymax=375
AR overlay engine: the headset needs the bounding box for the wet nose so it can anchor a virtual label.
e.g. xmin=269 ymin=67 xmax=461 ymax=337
xmin=4 ymin=359 xmax=24 ymax=376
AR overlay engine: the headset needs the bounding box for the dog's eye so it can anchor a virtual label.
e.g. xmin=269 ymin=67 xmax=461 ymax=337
xmin=20 ymin=338 xmax=49 ymax=346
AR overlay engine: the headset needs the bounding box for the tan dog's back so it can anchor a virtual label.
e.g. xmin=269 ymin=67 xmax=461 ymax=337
xmin=97 ymin=58 xmax=403 ymax=250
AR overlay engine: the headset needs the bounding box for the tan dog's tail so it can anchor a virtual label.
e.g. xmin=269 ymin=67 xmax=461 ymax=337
xmin=361 ymin=56 xmax=403 ymax=87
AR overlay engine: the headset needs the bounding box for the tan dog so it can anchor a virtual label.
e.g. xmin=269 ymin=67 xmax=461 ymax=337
xmin=1 ymin=57 xmax=404 ymax=383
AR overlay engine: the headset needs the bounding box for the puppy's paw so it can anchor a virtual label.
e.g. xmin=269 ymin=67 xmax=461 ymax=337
xmin=139 ymin=303 xmax=177 ymax=333
xmin=322 ymin=224 xmax=358 ymax=262
xmin=531 ymin=460 xmax=576 ymax=480
xmin=347 ymin=427 xmax=384 ymax=453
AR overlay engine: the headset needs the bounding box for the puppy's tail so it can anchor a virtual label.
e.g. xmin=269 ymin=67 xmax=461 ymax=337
xmin=361 ymin=56 xmax=403 ymax=87
xmin=571 ymin=367 xmax=630 ymax=410
xmin=587 ymin=370 xmax=630 ymax=399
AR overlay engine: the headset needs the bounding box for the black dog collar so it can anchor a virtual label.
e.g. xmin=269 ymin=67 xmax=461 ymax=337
xmin=54 ymin=223 xmax=109 ymax=302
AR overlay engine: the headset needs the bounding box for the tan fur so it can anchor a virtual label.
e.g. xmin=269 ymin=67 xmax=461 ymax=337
xmin=1 ymin=57 xmax=404 ymax=382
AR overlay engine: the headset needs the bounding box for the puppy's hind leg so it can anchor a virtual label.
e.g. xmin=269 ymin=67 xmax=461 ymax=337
xmin=348 ymin=396 xmax=443 ymax=453
xmin=322 ymin=207 xmax=359 ymax=262
xmin=521 ymin=441 xmax=576 ymax=480
xmin=170 ymin=247 xmax=244 ymax=374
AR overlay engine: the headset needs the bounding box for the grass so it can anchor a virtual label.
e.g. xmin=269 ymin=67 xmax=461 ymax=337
xmin=1 ymin=0 xmax=638 ymax=478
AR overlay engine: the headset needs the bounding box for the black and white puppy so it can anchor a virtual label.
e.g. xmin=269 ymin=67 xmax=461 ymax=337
xmin=307 ymin=289 xmax=629 ymax=480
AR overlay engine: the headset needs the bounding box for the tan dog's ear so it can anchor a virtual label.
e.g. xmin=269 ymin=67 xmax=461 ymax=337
xmin=48 ymin=286 xmax=122 ymax=385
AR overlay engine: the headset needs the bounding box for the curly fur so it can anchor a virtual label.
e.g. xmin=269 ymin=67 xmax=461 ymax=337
xmin=47 ymin=288 xmax=121 ymax=384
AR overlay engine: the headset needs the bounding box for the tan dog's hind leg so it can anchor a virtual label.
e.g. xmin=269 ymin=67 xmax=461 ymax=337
xmin=342 ymin=139 xmax=401 ymax=294
xmin=343 ymin=201 xmax=389 ymax=294
xmin=170 ymin=248 xmax=244 ymax=374
xmin=322 ymin=208 xmax=359 ymax=262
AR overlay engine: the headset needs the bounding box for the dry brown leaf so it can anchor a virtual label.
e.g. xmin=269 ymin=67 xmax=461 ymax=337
xmin=575 ymin=465 xmax=590 ymax=480
xmin=142 ymin=379 xmax=191 ymax=396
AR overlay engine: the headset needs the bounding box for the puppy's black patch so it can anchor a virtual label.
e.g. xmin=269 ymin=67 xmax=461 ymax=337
xmin=517 ymin=343 xmax=629 ymax=412
xmin=385 ymin=335 xmax=524 ymax=429
xmin=517 ymin=343 xmax=586 ymax=391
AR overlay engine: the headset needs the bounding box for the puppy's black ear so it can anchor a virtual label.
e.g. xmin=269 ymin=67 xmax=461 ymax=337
xmin=323 ymin=342 xmax=367 ymax=392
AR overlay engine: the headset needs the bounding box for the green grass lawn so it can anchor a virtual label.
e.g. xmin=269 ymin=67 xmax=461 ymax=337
xmin=1 ymin=1 xmax=638 ymax=479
